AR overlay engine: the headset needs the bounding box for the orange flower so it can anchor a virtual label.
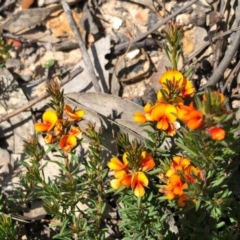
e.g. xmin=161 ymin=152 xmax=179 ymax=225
xmin=131 ymin=172 xmax=149 ymax=197
xmin=59 ymin=135 xmax=77 ymax=152
xmin=164 ymin=174 xmax=187 ymax=200
xmin=185 ymin=110 xmax=203 ymax=130
xmin=68 ymin=125 xmax=82 ymax=137
xmin=166 ymin=156 xmax=191 ymax=177
xmin=140 ymin=151 xmax=155 ymax=171
xmin=35 ymin=110 xmax=58 ymax=132
xmin=177 ymin=102 xmax=195 ymax=122
xmin=134 ymin=103 xmax=155 ymax=123
xmin=184 ymin=165 xmax=201 ymax=183
xmin=108 ymin=153 xmax=129 ymax=171
xmin=110 ymin=170 xmax=131 ymax=189
xmin=209 ymin=127 xmax=225 ymax=141
xmin=44 ymin=133 xmax=55 ymax=144
xmin=64 ymin=105 xmax=84 ymax=121
xmin=151 ymin=103 xmax=177 ymax=131
xmin=181 ymin=79 xmax=195 ymax=98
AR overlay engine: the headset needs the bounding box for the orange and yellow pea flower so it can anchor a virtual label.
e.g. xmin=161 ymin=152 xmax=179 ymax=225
xmin=166 ymin=156 xmax=191 ymax=178
xmin=133 ymin=103 xmax=155 ymax=123
xmin=68 ymin=125 xmax=82 ymax=138
xmin=151 ymin=103 xmax=177 ymax=131
xmin=64 ymin=105 xmax=85 ymax=121
xmin=209 ymin=127 xmax=225 ymax=141
xmin=131 ymin=172 xmax=149 ymax=197
xmin=178 ymin=103 xmax=203 ymax=130
xmin=59 ymin=134 xmax=77 ymax=153
xmin=159 ymin=70 xmax=195 ymax=98
xmin=108 ymin=152 xmax=155 ymax=197
xmin=140 ymin=151 xmax=155 ymax=171
xmin=34 ymin=110 xmax=58 ymax=132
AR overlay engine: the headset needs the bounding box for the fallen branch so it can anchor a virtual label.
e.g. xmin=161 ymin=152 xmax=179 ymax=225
xmin=62 ymin=1 xmax=101 ymax=93
xmin=0 ymin=67 xmax=83 ymax=124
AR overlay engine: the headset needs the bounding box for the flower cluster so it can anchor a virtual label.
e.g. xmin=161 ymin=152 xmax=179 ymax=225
xmin=34 ymin=105 xmax=84 ymax=153
xmin=161 ymin=156 xmax=202 ymax=207
xmin=134 ymin=70 xmax=229 ymax=141
xmin=134 ymin=70 xmax=195 ymax=136
xmin=108 ymin=151 xmax=155 ymax=197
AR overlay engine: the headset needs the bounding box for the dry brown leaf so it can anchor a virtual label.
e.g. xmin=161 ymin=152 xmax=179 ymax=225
xmin=21 ymin=0 xmax=34 ymax=9
xmin=45 ymin=10 xmax=83 ymax=38
xmin=134 ymin=9 xmax=149 ymax=25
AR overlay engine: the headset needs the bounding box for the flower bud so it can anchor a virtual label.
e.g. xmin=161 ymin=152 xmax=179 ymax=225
xmin=209 ymin=127 xmax=225 ymax=141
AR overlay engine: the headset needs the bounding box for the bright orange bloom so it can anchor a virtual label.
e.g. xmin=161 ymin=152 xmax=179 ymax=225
xmin=110 ymin=170 xmax=131 ymax=189
xmin=166 ymin=156 xmax=191 ymax=177
xmin=108 ymin=153 xmax=129 ymax=171
xmin=164 ymin=174 xmax=187 ymax=200
xmin=151 ymin=103 xmax=177 ymax=131
xmin=59 ymin=135 xmax=77 ymax=152
xmin=34 ymin=110 xmax=58 ymax=132
xmin=184 ymin=165 xmax=201 ymax=183
xmin=140 ymin=151 xmax=155 ymax=171
xmin=68 ymin=125 xmax=82 ymax=137
xmin=44 ymin=133 xmax=55 ymax=144
xmin=134 ymin=103 xmax=155 ymax=123
xmin=64 ymin=105 xmax=84 ymax=121
xmin=185 ymin=110 xmax=203 ymax=130
xmin=177 ymin=102 xmax=195 ymax=122
xmin=131 ymin=172 xmax=149 ymax=197
xmin=181 ymin=79 xmax=195 ymax=98
xmin=209 ymin=127 xmax=225 ymax=141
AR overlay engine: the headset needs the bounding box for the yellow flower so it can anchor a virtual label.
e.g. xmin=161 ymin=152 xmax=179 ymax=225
xmin=35 ymin=110 xmax=58 ymax=132
xmin=159 ymin=70 xmax=185 ymax=88
xmin=140 ymin=151 xmax=155 ymax=171
xmin=64 ymin=105 xmax=84 ymax=121
xmin=133 ymin=103 xmax=155 ymax=123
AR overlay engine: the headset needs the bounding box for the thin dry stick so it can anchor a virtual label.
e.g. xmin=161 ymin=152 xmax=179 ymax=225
xmin=62 ymin=1 xmax=101 ymax=93
xmin=113 ymin=0 xmax=198 ymax=53
xmin=0 ymin=67 xmax=83 ymax=124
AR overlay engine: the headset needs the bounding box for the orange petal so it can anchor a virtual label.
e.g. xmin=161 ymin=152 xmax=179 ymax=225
xmin=68 ymin=125 xmax=82 ymax=137
xmin=34 ymin=123 xmax=51 ymax=132
xmin=177 ymin=195 xmax=188 ymax=207
xmin=156 ymin=119 xmax=169 ymax=130
xmin=64 ymin=105 xmax=84 ymax=120
xmin=186 ymin=110 xmax=203 ymax=130
xmin=141 ymin=151 xmax=155 ymax=171
xmin=59 ymin=135 xmax=77 ymax=152
xmin=131 ymin=172 xmax=148 ymax=189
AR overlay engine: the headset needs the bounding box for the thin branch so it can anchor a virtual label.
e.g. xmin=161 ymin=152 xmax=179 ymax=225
xmin=0 ymin=67 xmax=83 ymax=124
xmin=62 ymin=1 xmax=102 ymax=93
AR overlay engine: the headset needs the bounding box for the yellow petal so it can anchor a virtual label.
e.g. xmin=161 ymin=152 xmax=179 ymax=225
xmin=108 ymin=157 xmax=125 ymax=170
xmin=134 ymin=183 xmax=145 ymax=197
xmin=133 ymin=112 xmax=146 ymax=123
xmin=110 ymin=179 xmax=122 ymax=189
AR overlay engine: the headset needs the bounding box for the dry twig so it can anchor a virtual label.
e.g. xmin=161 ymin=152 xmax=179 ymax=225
xmin=62 ymin=1 xmax=101 ymax=93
